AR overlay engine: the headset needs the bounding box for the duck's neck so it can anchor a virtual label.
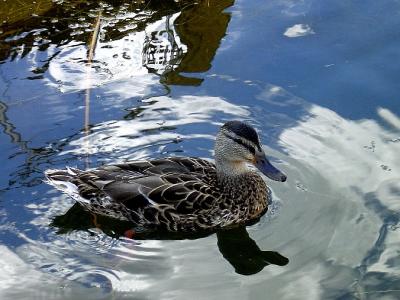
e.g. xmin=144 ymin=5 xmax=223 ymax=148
xmin=215 ymin=159 xmax=268 ymax=218
xmin=215 ymin=159 xmax=248 ymax=177
xmin=215 ymin=159 xmax=255 ymax=190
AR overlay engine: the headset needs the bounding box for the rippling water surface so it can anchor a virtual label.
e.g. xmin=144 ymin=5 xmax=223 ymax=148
xmin=1 ymin=0 xmax=400 ymax=299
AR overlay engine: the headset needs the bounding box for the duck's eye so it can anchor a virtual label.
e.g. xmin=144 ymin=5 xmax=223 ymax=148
xmin=246 ymin=145 xmax=256 ymax=155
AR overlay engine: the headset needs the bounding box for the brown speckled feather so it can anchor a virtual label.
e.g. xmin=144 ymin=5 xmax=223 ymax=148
xmin=46 ymin=156 xmax=269 ymax=232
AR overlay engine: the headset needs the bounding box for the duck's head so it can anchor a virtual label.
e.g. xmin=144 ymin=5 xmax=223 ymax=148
xmin=215 ymin=121 xmax=287 ymax=182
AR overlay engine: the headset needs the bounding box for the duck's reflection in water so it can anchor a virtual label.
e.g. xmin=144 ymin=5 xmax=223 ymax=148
xmin=52 ymin=203 xmax=288 ymax=276
xmin=217 ymin=226 xmax=288 ymax=275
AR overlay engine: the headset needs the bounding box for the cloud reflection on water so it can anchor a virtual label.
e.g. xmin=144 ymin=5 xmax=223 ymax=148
xmin=2 ymin=75 xmax=399 ymax=298
xmin=61 ymin=94 xmax=249 ymax=160
xmin=274 ymin=103 xmax=400 ymax=298
xmin=284 ymin=24 xmax=315 ymax=38
xmin=1 ymin=0 xmax=400 ymax=297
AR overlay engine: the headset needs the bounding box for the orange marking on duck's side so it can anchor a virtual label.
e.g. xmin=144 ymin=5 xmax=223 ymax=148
xmin=124 ymin=229 xmax=136 ymax=239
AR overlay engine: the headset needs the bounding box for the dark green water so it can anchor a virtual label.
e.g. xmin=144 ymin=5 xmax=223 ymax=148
xmin=1 ymin=0 xmax=400 ymax=299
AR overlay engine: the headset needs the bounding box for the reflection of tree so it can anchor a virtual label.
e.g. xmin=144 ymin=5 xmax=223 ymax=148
xmin=0 ymin=99 xmax=85 ymax=189
xmin=0 ymin=101 xmax=26 ymax=146
xmin=0 ymin=0 xmax=194 ymax=69
xmin=0 ymin=100 xmax=38 ymax=188
xmin=142 ymin=15 xmax=187 ymax=77
xmin=141 ymin=0 xmax=234 ymax=85
xmin=52 ymin=202 xmax=288 ymax=275
xmin=165 ymin=0 xmax=234 ymax=85
xmin=0 ymin=0 xmax=234 ymax=86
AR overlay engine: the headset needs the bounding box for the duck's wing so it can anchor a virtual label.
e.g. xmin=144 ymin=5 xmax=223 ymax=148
xmin=52 ymin=157 xmax=220 ymax=214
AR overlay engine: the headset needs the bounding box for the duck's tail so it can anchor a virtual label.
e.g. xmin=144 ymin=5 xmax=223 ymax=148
xmin=44 ymin=167 xmax=83 ymax=201
xmin=45 ymin=167 xmax=81 ymax=182
xmin=44 ymin=167 xmax=82 ymax=184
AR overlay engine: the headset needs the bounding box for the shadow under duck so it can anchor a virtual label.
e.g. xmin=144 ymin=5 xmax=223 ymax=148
xmin=45 ymin=121 xmax=287 ymax=233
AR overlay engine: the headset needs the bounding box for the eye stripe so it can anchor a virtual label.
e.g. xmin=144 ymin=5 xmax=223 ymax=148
xmin=223 ymin=132 xmax=256 ymax=154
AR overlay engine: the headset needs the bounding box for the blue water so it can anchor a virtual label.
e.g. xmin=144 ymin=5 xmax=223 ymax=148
xmin=1 ymin=0 xmax=400 ymax=299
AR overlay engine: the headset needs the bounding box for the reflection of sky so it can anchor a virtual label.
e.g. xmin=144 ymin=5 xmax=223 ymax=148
xmin=222 ymin=1 xmax=400 ymax=121
xmin=284 ymin=24 xmax=314 ymax=38
xmin=1 ymin=0 xmax=400 ymax=298
xmin=62 ymin=94 xmax=249 ymax=159
xmin=281 ymin=105 xmax=400 ymax=194
xmin=15 ymin=81 xmax=398 ymax=298
xmin=0 ymin=244 xmax=106 ymax=299
xmin=268 ymin=103 xmax=400 ymax=299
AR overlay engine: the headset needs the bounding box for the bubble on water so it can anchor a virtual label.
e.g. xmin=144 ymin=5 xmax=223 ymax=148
xmin=296 ymin=181 xmax=308 ymax=192
xmin=363 ymin=140 xmax=375 ymax=152
xmin=122 ymin=52 xmax=131 ymax=60
xmin=380 ymin=164 xmax=392 ymax=171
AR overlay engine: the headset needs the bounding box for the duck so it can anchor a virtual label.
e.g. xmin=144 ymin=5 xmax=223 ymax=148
xmin=45 ymin=121 xmax=287 ymax=233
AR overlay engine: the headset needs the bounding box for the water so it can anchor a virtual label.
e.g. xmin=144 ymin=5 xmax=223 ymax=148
xmin=1 ymin=0 xmax=400 ymax=299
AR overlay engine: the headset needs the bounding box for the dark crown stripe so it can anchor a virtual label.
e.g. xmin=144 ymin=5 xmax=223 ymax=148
xmin=223 ymin=132 xmax=256 ymax=154
xmin=222 ymin=121 xmax=262 ymax=152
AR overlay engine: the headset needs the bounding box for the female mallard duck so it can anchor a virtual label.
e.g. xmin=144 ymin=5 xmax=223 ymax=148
xmin=45 ymin=121 xmax=286 ymax=232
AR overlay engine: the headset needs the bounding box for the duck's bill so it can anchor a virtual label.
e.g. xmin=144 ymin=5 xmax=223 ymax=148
xmin=254 ymin=153 xmax=287 ymax=182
